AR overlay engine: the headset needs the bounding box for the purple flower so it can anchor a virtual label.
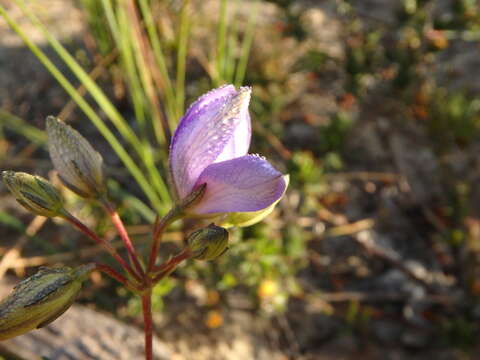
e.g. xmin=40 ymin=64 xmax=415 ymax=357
xmin=169 ymin=85 xmax=287 ymax=218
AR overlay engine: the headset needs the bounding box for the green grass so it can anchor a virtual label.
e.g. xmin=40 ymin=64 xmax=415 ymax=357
xmin=1 ymin=0 xmax=260 ymax=217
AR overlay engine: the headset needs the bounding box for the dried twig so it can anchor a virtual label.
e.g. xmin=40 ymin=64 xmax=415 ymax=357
xmin=5 ymin=237 xmax=130 ymax=270
xmin=2 ymin=230 xmax=182 ymax=270
xmin=325 ymin=218 xmax=375 ymax=237
xmin=253 ymin=121 xmax=292 ymax=161
xmin=0 ymin=216 xmax=47 ymax=279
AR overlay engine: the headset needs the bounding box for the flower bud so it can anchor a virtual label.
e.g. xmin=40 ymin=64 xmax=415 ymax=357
xmin=2 ymin=171 xmax=66 ymax=218
xmin=0 ymin=264 xmax=94 ymax=340
xmin=187 ymin=224 xmax=229 ymax=261
xmin=46 ymin=116 xmax=106 ymax=198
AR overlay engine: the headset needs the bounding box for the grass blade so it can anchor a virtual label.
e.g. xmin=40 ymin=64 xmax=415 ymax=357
xmin=0 ymin=4 xmax=167 ymax=213
xmin=175 ymin=0 xmax=190 ymax=119
xmin=216 ymin=0 xmax=228 ymax=84
xmin=0 ymin=110 xmax=47 ymax=146
xmin=14 ymin=0 xmax=145 ymax=162
xmin=137 ymin=0 xmax=177 ymax=121
xmin=234 ymin=0 xmax=259 ymax=87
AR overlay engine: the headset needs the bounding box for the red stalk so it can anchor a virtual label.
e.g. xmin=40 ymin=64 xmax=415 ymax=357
xmin=94 ymin=263 xmax=140 ymax=293
xmin=147 ymin=210 xmax=180 ymax=272
xmin=64 ymin=213 xmax=142 ymax=283
xmin=151 ymin=249 xmax=191 ymax=276
xmin=103 ymin=201 xmax=145 ymax=277
xmin=142 ymin=291 xmax=153 ymax=360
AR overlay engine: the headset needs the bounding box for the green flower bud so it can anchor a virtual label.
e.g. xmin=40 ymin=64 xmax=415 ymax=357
xmin=187 ymin=224 xmax=229 ymax=261
xmin=0 ymin=264 xmax=94 ymax=341
xmin=2 ymin=171 xmax=66 ymax=218
xmin=46 ymin=116 xmax=106 ymax=199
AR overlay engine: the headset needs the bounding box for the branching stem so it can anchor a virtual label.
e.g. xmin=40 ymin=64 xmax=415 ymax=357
xmin=102 ymin=200 xmax=146 ymax=277
xmin=147 ymin=208 xmax=182 ymax=272
xmin=94 ymin=263 xmax=140 ymax=293
xmin=63 ymin=212 xmax=142 ymax=283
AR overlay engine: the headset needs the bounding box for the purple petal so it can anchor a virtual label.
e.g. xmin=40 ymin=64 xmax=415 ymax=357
xmin=169 ymin=85 xmax=252 ymax=198
xmin=180 ymin=85 xmax=236 ymax=128
xmin=214 ymin=112 xmax=251 ymax=163
xmin=191 ymin=154 xmax=286 ymax=214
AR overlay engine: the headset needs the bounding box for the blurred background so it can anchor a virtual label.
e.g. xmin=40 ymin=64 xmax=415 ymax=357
xmin=1 ymin=0 xmax=480 ymax=359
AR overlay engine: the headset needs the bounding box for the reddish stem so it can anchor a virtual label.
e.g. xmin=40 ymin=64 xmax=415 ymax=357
xmin=142 ymin=291 xmax=153 ymax=360
xmin=64 ymin=213 xmax=142 ymax=283
xmin=147 ymin=184 xmax=206 ymax=273
xmin=151 ymin=249 xmax=191 ymax=282
xmin=103 ymin=201 xmax=145 ymax=277
xmin=94 ymin=263 xmax=140 ymax=293
xmin=147 ymin=209 xmax=180 ymax=272
xmin=152 ymin=263 xmax=177 ymax=283
xmin=94 ymin=263 xmax=128 ymax=284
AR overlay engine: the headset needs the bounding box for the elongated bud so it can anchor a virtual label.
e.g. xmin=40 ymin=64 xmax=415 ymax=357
xmin=2 ymin=171 xmax=66 ymax=218
xmin=0 ymin=264 xmax=94 ymax=340
xmin=187 ymin=223 xmax=229 ymax=261
xmin=46 ymin=116 xmax=106 ymax=198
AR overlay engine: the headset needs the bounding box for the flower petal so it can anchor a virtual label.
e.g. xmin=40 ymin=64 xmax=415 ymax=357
xmin=169 ymin=85 xmax=252 ymax=198
xmin=214 ymin=112 xmax=251 ymax=163
xmin=180 ymin=85 xmax=236 ymax=126
xmin=218 ymin=175 xmax=289 ymax=228
xmin=191 ymin=154 xmax=286 ymax=214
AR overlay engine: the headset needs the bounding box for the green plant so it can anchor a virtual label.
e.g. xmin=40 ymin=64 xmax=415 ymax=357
xmin=1 ymin=0 xmax=259 ymax=216
xmin=1 ymin=85 xmax=288 ymax=359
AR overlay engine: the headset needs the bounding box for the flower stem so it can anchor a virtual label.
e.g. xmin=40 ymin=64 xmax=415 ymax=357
xmin=142 ymin=291 xmax=153 ymax=360
xmin=102 ymin=200 xmax=145 ymax=277
xmin=151 ymin=248 xmax=191 ymax=280
xmin=94 ymin=263 xmax=140 ymax=293
xmin=147 ymin=209 xmax=181 ymax=272
xmin=63 ymin=213 xmax=142 ymax=283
